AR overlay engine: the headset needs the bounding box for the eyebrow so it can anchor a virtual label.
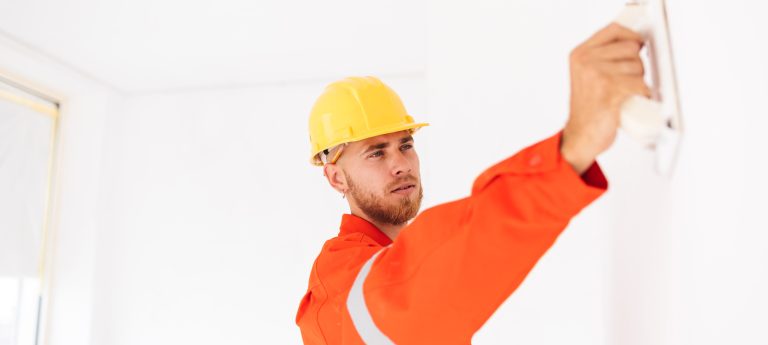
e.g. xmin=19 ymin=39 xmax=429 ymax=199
xmin=360 ymin=135 xmax=414 ymax=155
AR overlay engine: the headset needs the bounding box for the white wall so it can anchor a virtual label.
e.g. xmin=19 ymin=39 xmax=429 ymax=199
xmin=2 ymin=0 xmax=766 ymax=344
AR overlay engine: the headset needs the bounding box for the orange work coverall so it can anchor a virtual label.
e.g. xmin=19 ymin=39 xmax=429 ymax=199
xmin=296 ymin=132 xmax=608 ymax=344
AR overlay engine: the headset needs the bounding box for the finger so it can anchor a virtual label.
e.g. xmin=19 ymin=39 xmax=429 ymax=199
xmin=617 ymin=76 xmax=652 ymax=98
xmin=599 ymin=59 xmax=645 ymax=76
xmin=609 ymin=79 xmax=652 ymax=109
xmin=589 ymin=40 xmax=643 ymax=61
xmin=584 ymin=23 xmax=645 ymax=48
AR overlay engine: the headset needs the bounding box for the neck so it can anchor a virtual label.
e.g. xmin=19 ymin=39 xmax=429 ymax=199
xmin=350 ymin=210 xmax=406 ymax=241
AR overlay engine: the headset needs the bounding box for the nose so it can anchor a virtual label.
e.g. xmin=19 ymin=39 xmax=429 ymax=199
xmin=390 ymin=150 xmax=412 ymax=177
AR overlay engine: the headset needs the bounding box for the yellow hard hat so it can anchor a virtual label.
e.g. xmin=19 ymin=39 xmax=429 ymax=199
xmin=308 ymin=76 xmax=429 ymax=166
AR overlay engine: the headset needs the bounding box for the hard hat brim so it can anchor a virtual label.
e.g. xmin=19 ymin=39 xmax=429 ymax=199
xmin=310 ymin=121 xmax=429 ymax=166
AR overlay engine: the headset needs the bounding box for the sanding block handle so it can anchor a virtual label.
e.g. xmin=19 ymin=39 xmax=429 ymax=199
xmin=614 ymin=3 xmax=666 ymax=148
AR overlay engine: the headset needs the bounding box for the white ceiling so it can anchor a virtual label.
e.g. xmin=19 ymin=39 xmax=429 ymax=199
xmin=0 ymin=0 xmax=427 ymax=93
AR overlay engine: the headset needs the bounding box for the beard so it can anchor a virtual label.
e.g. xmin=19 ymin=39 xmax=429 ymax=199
xmin=345 ymin=173 xmax=423 ymax=226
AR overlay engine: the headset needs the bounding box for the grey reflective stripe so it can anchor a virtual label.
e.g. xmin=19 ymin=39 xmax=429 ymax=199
xmin=347 ymin=247 xmax=395 ymax=344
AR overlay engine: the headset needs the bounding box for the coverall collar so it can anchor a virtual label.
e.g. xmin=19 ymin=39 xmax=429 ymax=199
xmin=339 ymin=214 xmax=393 ymax=247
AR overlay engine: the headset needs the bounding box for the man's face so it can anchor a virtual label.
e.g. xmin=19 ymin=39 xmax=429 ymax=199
xmin=331 ymin=131 xmax=423 ymax=226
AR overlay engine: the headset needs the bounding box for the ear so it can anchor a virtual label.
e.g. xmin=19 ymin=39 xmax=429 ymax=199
xmin=323 ymin=163 xmax=348 ymax=194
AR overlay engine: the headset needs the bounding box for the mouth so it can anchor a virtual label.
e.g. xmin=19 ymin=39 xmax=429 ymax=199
xmin=391 ymin=183 xmax=417 ymax=195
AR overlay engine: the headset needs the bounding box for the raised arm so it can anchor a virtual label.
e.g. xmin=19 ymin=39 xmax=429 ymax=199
xmin=357 ymin=132 xmax=606 ymax=344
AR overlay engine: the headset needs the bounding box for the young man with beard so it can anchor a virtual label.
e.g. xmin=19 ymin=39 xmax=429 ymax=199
xmin=296 ymin=23 xmax=649 ymax=344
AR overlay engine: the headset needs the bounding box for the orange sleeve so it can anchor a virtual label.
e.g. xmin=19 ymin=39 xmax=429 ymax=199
xmin=364 ymin=132 xmax=607 ymax=344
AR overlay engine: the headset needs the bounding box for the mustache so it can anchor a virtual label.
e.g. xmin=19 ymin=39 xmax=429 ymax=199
xmin=386 ymin=175 xmax=419 ymax=191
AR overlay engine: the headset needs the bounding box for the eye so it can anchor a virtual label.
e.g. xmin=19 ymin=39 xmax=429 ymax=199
xmin=368 ymin=150 xmax=384 ymax=158
xmin=400 ymin=143 xmax=413 ymax=151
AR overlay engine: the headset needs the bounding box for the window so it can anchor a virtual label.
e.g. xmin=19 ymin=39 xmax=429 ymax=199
xmin=0 ymin=75 xmax=59 ymax=345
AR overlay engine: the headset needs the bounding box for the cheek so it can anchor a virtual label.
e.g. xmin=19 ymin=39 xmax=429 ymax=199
xmin=352 ymin=167 xmax=390 ymax=193
xmin=410 ymin=155 xmax=421 ymax=176
xmin=375 ymin=171 xmax=393 ymax=193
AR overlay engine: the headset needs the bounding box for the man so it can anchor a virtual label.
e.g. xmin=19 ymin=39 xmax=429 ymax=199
xmin=296 ymin=23 xmax=649 ymax=344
